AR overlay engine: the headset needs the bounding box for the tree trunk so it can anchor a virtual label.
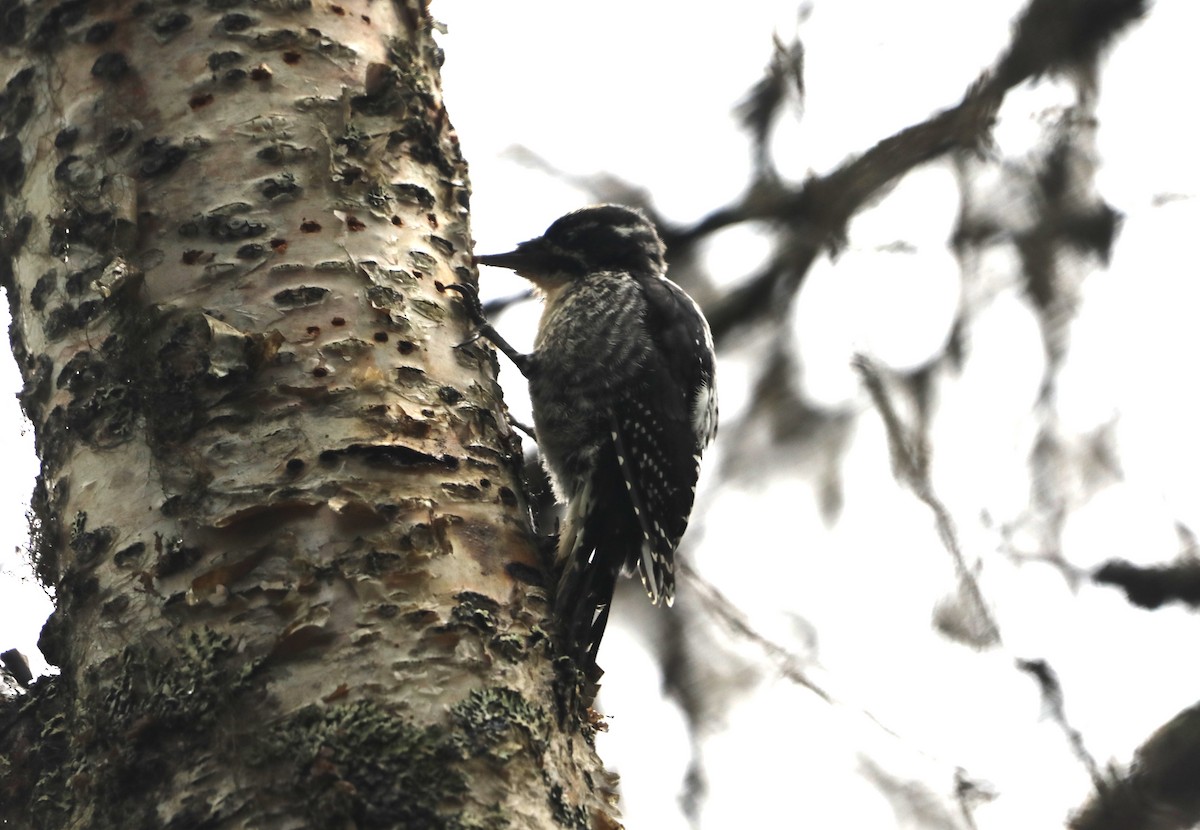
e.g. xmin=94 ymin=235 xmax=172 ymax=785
xmin=0 ymin=2 xmax=617 ymax=827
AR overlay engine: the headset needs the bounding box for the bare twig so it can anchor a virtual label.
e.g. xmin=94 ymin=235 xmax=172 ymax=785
xmin=1017 ymin=658 xmax=1104 ymax=789
xmin=853 ymin=355 xmax=1001 ymax=647
xmin=679 ymin=559 xmax=829 ymax=703
xmin=680 ymin=561 xmax=996 ymax=827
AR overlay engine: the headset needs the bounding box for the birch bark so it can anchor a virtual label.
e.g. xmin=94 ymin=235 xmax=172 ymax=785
xmin=0 ymin=2 xmax=617 ymax=827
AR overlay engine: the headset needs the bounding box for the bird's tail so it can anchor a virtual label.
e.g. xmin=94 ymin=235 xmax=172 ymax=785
xmin=553 ymin=510 xmax=623 ymax=679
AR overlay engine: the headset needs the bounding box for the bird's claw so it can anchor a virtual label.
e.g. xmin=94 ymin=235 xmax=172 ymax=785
xmin=445 ymin=282 xmax=486 ymax=326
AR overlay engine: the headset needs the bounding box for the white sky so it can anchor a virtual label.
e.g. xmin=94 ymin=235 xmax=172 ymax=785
xmin=3 ymin=2 xmax=1198 ymax=827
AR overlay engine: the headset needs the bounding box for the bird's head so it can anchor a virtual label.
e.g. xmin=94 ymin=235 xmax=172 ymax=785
xmin=475 ymin=205 xmax=666 ymax=288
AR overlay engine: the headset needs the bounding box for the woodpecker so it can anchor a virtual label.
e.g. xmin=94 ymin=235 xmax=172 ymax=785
xmin=457 ymin=205 xmax=718 ymax=671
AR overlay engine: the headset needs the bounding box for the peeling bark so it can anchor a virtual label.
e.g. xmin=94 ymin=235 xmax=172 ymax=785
xmin=0 ymin=2 xmax=617 ymax=827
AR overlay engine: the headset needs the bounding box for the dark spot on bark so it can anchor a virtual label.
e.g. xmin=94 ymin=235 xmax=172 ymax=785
xmin=396 ymin=340 xmax=416 ymax=355
xmin=392 ymin=182 xmax=434 ymax=209
xmin=286 ymin=457 xmax=305 ymax=474
xmin=300 ymin=219 xmax=321 ymax=233
xmin=63 ymin=572 xmax=99 ymax=603
xmin=72 ymin=524 xmax=116 ymax=569
xmin=18 ymin=353 xmax=53 ymax=416
xmin=153 ymin=10 xmax=190 ymax=37
xmin=0 ymin=135 xmax=24 ymax=192
xmin=282 ymin=50 xmax=301 ymax=64
xmin=365 ymin=187 xmax=388 ymax=209
xmin=91 ymin=52 xmax=130 ymax=81
xmin=101 ymin=594 xmax=129 ymax=618
xmin=451 ymin=591 xmax=501 ymax=633
xmin=223 ymin=68 xmax=247 ymax=84
xmin=273 ymin=286 xmax=328 ymax=308
xmin=44 ymin=305 xmax=84 ymax=340
xmin=188 ymin=93 xmax=214 ymax=110
xmin=260 ymin=173 xmax=300 ymax=201
xmin=256 ymin=145 xmax=282 ymax=163
xmin=312 ymin=366 xmax=327 ymax=377
xmin=114 ymin=541 xmax=146 ymax=567
xmin=84 ymin=20 xmax=115 ymax=42
xmin=441 ymin=482 xmax=481 ymax=501
xmin=78 ymin=299 xmax=101 ymax=321
xmin=207 ymin=50 xmax=243 ymax=70
xmin=346 ymin=215 xmax=365 ymax=232
xmin=0 ymin=70 xmax=34 ymax=131
xmin=54 ymin=126 xmax=78 ymax=149
xmin=270 ymin=237 xmax=287 ymax=252
xmin=498 ymin=487 xmax=517 ymax=507
xmin=505 ymin=561 xmax=544 ymax=587
xmin=438 ymin=386 xmax=462 ymax=405
xmin=180 ymin=208 xmax=267 ymax=241
xmin=236 ymin=243 xmax=265 ymax=259
xmin=249 ymin=64 xmax=272 ymax=81
xmin=104 ymin=125 xmax=134 ymax=151
xmin=30 ymin=268 xmax=56 ymax=311
xmin=331 ymin=316 xmax=345 ymax=326
xmin=56 ymin=345 xmax=138 ymax=447
xmin=64 ymin=269 xmax=86 ymax=295
xmin=325 ymin=443 xmax=457 ymax=471
xmin=0 ymin=1 xmax=26 ymax=46
xmin=206 ymin=0 xmax=245 ymax=9
xmin=217 ymin=13 xmax=255 ymax=33
xmin=409 ymin=250 xmax=436 ymax=270
xmin=363 ymin=549 xmax=401 ymax=575
xmin=31 ymin=0 xmax=88 ymax=49
xmin=373 ymin=331 xmax=388 ymax=343
xmin=153 ymin=538 xmax=202 ymax=577
xmin=429 ymin=235 xmax=454 ymax=256
xmin=53 ymin=154 xmax=84 ymax=185
xmin=138 ymin=137 xmax=187 ymax=178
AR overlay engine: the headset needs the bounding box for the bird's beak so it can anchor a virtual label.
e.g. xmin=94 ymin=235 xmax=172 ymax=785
xmin=474 ymin=239 xmax=555 ymax=276
xmin=473 ymin=250 xmax=527 ymax=270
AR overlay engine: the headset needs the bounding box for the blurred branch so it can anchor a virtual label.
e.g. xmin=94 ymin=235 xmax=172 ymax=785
xmin=679 ymin=560 xmax=830 ymax=703
xmin=1016 ymin=658 xmax=1104 ymax=789
xmin=1071 ymin=702 xmax=1200 ymax=830
xmin=481 ymin=288 xmax=534 ymax=318
xmin=854 ymin=356 xmax=1120 ymax=803
xmin=996 ymin=0 xmax=1148 ymax=87
xmin=735 ymin=32 xmax=806 ymax=179
xmin=497 ymin=1 xmax=1146 ymax=347
xmin=1092 ymin=559 xmax=1200 ymax=610
xmin=500 ymin=145 xmax=656 ymax=211
xmin=675 ymin=0 xmax=1147 ymax=344
xmin=853 ymin=355 xmax=1001 ymax=647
